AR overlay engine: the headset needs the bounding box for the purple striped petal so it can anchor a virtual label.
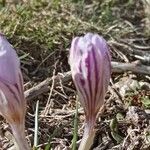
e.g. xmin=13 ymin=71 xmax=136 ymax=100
xmin=0 ymin=34 xmax=26 ymax=124
xmin=69 ymin=33 xmax=111 ymax=123
xmin=0 ymin=34 xmax=20 ymax=84
xmin=0 ymin=34 xmax=30 ymax=150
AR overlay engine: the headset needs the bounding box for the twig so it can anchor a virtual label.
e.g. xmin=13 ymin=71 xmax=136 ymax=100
xmin=109 ymin=40 xmax=150 ymax=64
xmin=43 ymin=61 xmax=56 ymax=116
xmin=111 ymin=61 xmax=150 ymax=74
xmin=25 ymin=62 xmax=150 ymax=102
xmin=109 ymin=40 xmax=150 ymax=56
xmin=25 ymin=71 xmax=72 ymax=101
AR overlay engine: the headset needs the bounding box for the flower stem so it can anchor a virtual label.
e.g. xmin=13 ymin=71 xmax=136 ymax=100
xmin=79 ymin=124 xmax=96 ymax=150
xmin=11 ymin=124 xmax=30 ymax=150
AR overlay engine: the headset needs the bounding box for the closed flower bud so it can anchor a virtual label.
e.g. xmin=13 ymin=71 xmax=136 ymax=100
xmin=0 ymin=33 xmax=30 ymax=150
xmin=69 ymin=33 xmax=111 ymax=150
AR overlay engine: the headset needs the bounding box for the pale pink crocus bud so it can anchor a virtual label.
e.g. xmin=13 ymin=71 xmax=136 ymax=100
xmin=0 ymin=33 xmax=30 ymax=150
xmin=69 ymin=33 xmax=111 ymax=150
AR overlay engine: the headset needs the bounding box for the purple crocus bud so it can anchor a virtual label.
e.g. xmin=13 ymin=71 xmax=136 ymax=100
xmin=0 ymin=34 xmax=30 ymax=150
xmin=69 ymin=33 xmax=111 ymax=150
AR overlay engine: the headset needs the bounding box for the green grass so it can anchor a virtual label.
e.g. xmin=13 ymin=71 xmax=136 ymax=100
xmin=0 ymin=0 xmax=123 ymax=80
xmin=33 ymin=100 xmax=39 ymax=149
xmin=71 ymin=97 xmax=79 ymax=150
xmin=0 ymin=0 xmax=125 ymax=52
xmin=0 ymin=0 xmax=143 ymax=66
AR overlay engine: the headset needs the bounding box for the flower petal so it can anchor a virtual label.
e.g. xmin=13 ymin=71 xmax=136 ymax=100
xmin=69 ymin=33 xmax=111 ymax=118
xmin=0 ymin=35 xmax=20 ymax=84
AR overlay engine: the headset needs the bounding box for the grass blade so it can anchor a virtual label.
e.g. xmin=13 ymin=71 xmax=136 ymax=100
xmin=33 ymin=100 xmax=39 ymax=149
xmin=72 ymin=97 xmax=79 ymax=150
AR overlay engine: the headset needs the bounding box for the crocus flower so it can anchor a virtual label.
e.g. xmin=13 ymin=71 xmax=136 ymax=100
xmin=69 ymin=33 xmax=111 ymax=150
xmin=0 ymin=33 xmax=30 ymax=150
